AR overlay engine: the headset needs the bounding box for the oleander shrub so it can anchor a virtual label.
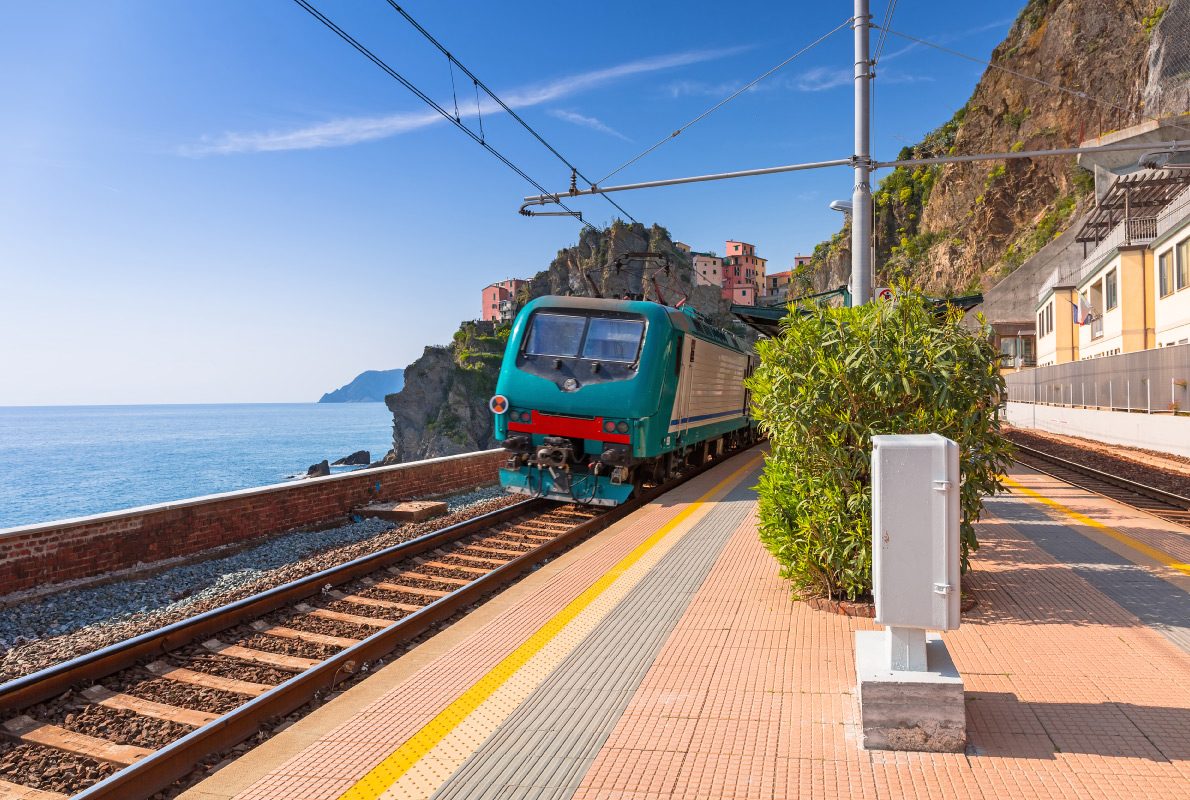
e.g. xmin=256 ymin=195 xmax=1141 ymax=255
xmin=745 ymin=289 xmax=1012 ymax=600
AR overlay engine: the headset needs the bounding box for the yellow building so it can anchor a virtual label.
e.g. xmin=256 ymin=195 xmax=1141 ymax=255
xmin=1076 ymin=248 xmax=1154 ymax=358
xmin=1034 ymin=286 xmax=1080 ymax=366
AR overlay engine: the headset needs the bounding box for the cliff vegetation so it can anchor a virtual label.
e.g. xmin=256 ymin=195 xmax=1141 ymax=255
xmin=802 ymin=0 xmax=1185 ymax=296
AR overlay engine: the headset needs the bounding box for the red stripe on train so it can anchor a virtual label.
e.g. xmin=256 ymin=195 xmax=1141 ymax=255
xmin=508 ymin=411 xmax=630 ymax=443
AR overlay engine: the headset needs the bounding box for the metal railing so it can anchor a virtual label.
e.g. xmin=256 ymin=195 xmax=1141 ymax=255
xmin=1125 ymin=216 xmax=1158 ymax=242
xmin=1157 ymin=184 xmax=1190 ymax=239
xmin=1004 ymin=344 xmax=1190 ymax=414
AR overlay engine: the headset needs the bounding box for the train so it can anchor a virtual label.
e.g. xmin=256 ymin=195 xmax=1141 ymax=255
xmin=489 ymin=295 xmax=760 ymax=505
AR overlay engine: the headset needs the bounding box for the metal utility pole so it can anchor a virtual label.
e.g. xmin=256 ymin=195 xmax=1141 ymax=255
xmin=851 ymin=0 xmax=873 ymax=305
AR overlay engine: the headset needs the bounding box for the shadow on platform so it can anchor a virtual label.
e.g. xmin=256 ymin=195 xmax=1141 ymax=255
xmin=966 ymin=692 xmax=1190 ymax=762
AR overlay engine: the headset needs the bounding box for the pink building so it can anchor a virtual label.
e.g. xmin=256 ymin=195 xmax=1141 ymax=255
xmin=481 ymin=279 xmax=527 ymax=323
xmin=691 ymin=252 xmax=723 ymax=287
xmin=721 ymin=275 xmax=757 ymax=306
xmin=722 ymin=240 xmax=764 ymax=303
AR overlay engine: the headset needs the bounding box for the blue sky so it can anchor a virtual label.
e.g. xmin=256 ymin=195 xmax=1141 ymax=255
xmin=0 ymin=1 xmax=1023 ymax=405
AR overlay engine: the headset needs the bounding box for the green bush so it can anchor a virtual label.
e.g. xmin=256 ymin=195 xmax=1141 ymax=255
xmin=745 ymin=290 xmax=1013 ymax=600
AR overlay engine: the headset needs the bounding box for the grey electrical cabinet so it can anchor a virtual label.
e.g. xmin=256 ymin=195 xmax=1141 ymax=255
xmin=871 ymin=433 xmax=960 ymax=631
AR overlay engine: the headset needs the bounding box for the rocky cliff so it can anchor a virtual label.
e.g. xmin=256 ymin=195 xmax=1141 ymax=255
xmin=803 ymin=0 xmax=1185 ymax=296
xmin=382 ymin=222 xmax=745 ymax=463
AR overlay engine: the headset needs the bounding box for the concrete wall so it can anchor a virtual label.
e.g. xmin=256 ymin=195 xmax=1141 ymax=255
xmin=0 ymin=449 xmax=506 ymax=598
xmin=969 ymin=221 xmax=1086 ymax=329
xmin=1004 ymin=402 xmax=1190 ymax=458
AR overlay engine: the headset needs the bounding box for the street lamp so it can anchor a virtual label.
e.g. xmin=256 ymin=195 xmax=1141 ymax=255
xmin=829 ymin=199 xmax=853 ymax=214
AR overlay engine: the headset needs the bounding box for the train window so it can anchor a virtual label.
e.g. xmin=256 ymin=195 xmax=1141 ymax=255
xmin=525 ymin=314 xmax=587 ymax=357
xmin=581 ymin=318 xmax=644 ymax=362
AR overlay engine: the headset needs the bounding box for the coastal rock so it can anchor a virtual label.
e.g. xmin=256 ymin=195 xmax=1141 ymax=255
xmin=367 ymin=450 xmax=400 ymax=469
xmin=306 ymin=460 xmax=330 ymax=478
xmin=332 ymin=451 xmax=370 ymax=467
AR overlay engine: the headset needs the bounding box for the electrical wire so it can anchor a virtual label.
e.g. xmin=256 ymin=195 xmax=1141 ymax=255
xmin=292 ymin=0 xmax=594 ymax=228
xmin=882 ymin=27 xmax=1190 ymax=141
xmin=380 ymin=1 xmax=637 ymax=223
xmin=872 ymin=0 xmax=898 ymax=64
xmin=596 ymin=16 xmax=855 ymax=186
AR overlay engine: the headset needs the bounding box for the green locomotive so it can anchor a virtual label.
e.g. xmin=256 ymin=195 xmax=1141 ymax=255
xmin=490 ymin=295 xmax=759 ymax=505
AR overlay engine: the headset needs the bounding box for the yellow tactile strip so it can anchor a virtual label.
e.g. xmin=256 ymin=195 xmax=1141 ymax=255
xmin=1004 ymin=472 xmax=1190 ymax=576
xmin=231 ymin=451 xmax=762 ymax=800
xmin=351 ymin=455 xmax=762 ymax=800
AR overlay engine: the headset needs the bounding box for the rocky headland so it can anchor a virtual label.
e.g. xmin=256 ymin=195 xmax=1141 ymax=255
xmin=379 ymin=222 xmax=745 ymax=464
xmin=319 ymin=369 xmax=405 ymax=403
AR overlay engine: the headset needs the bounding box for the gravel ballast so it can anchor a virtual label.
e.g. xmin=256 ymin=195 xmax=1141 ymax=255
xmin=1006 ymin=427 xmax=1190 ymax=497
xmin=0 ymin=486 xmax=513 ymax=681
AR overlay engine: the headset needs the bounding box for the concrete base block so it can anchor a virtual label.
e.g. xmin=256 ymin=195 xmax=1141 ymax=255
xmin=359 ymin=500 xmax=448 ymax=522
xmin=855 ymin=630 xmax=966 ymax=752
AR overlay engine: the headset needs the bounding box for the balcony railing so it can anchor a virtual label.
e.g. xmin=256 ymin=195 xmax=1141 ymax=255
xmin=1075 ymin=216 xmax=1158 ymax=286
xmin=1090 ymin=316 xmax=1104 ymax=340
xmin=1157 ymin=184 xmax=1190 ymax=239
xmin=1125 ymin=216 xmax=1158 ymax=242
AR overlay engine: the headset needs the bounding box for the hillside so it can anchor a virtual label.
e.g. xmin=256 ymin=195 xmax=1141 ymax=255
xmin=802 ymin=0 xmax=1183 ymax=296
xmin=319 ymin=369 xmax=405 ymax=403
xmin=382 ymin=221 xmax=743 ymax=463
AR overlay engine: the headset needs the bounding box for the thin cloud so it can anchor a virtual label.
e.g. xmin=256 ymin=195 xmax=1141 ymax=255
xmin=665 ymin=79 xmax=747 ymax=98
xmin=182 ymin=47 xmax=748 ymax=156
xmin=791 ymin=66 xmax=853 ymax=92
xmin=881 ymin=71 xmax=936 ymax=85
xmin=548 ymin=110 xmax=630 ymax=141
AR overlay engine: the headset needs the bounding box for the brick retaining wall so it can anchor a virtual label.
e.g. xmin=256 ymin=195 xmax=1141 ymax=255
xmin=0 ymin=449 xmax=506 ymax=598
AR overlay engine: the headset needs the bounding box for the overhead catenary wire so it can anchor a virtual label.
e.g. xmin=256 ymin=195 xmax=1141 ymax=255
xmin=291 ymin=0 xmax=593 ymax=228
xmin=380 ymin=1 xmax=637 ymax=224
xmin=882 ymin=27 xmax=1190 ymax=141
xmin=872 ymin=0 xmax=898 ymax=64
xmin=595 ymin=16 xmax=855 ymax=187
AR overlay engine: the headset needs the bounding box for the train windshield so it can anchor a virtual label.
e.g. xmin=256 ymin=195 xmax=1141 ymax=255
xmin=581 ymin=318 xmax=644 ymax=362
xmin=525 ymin=314 xmax=587 ymax=357
xmin=524 ymin=313 xmax=645 ymax=362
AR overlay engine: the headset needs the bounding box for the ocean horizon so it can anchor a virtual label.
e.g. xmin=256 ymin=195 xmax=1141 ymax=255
xmin=0 ymin=402 xmax=398 ymax=530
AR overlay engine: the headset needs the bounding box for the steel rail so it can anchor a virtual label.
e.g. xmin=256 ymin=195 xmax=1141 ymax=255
xmin=0 ymin=499 xmax=540 ymax=713
xmin=1013 ymin=443 xmax=1190 ymax=513
xmin=27 ymin=444 xmax=754 ymax=800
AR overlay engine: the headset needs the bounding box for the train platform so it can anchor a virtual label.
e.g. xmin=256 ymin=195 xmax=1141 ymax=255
xmin=180 ymin=450 xmax=1190 ymax=800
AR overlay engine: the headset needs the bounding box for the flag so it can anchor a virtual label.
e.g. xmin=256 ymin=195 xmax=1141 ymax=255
xmin=1077 ymin=293 xmax=1093 ymax=325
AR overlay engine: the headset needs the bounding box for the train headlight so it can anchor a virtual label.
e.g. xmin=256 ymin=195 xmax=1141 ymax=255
xmin=520 ymin=411 xmax=532 ymax=422
xmin=603 ymin=420 xmax=616 ymax=433
xmin=616 ymin=421 xmax=629 ymax=434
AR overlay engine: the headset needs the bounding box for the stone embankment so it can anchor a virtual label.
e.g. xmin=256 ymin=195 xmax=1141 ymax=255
xmin=0 ymin=449 xmax=505 ymax=598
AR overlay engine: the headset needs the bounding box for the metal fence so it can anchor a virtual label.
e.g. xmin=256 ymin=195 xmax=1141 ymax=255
xmin=1004 ymin=344 xmax=1190 ymax=414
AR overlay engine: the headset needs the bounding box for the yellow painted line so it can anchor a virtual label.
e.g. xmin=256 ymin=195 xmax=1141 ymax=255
xmin=338 ymin=453 xmax=764 ymax=800
xmin=1004 ymin=475 xmax=1190 ymax=576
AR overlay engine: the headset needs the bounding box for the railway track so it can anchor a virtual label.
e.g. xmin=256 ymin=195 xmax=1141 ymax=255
xmin=0 ymin=446 xmax=748 ymax=800
xmin=1013 ymin=443 xmax=1190 ymax=528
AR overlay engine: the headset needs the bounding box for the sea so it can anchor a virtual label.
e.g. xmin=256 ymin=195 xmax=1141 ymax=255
xmin=0 ymin=403 xmax=397 ymax=530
